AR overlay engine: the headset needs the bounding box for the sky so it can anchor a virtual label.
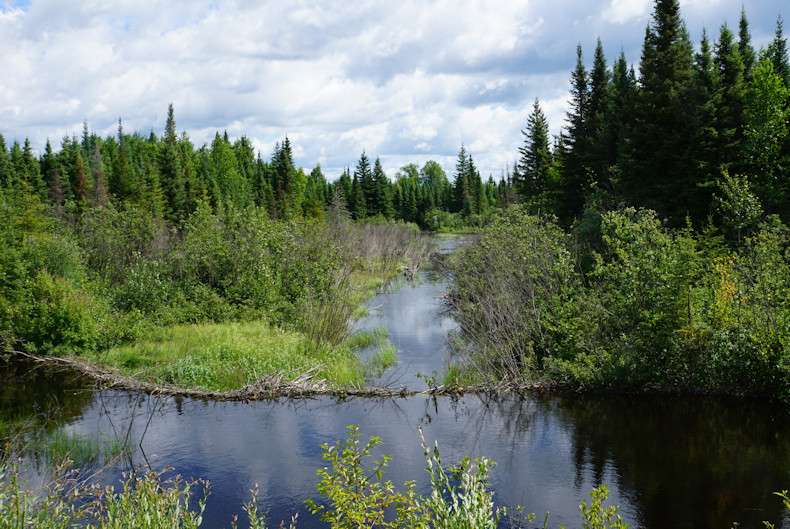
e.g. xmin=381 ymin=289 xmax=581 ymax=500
xmin=0 ymin=0 xmax=785 ymax=181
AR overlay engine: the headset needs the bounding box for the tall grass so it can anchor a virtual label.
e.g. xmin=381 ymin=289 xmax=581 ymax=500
xmin=95 ymin=320 xmax=366 ymax=390
xmin=36 ymin=429 xmax=133 ymax=468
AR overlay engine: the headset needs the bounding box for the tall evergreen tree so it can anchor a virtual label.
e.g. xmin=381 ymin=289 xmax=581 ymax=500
xmin=159 ymin=104 xmax=187 ymax=221
xmin=0 ymin=134 xmax=10 ymax=191
xmin=626 ymin=0 xmax=695 ymax=221
xmin=561 ymin=45 xmax=589 ymax=206
xmin=688 ymin=28 xmax=720 ymax=221
xmin=738 ymin=7 xmax=756 ymax=80
xmin=603 ymin=51 xmax=637 ymax=179
xmin=766 ymin=15 xmax=790 ymax=87
xmin=91 ymin=138 xmax=109 ymax=207
xmin=372 ymin=157 xmax=393 ymax=218
xmin=355 ymin=151 xmax=376 ymax=216
xmin=517 ymin=99 xmax=552 ymax=202
xmin=453 ymin=145 xmax=472 ymax=214
xmin=714 ymin=23 xmax=746 ymax=172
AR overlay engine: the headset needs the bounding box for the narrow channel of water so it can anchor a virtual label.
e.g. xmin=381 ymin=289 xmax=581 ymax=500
xmin=2 ymin=240 xmax=789 ymax=528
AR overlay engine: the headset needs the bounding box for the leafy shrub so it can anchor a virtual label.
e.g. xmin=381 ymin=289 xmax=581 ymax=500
xmin=448 ymin=205 xmax=578 ymax=382
xmin=17 ymin=271 xmax=106 ymax=355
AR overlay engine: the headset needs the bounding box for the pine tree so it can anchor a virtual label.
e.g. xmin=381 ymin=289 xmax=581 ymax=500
xmin=766 ymin=15 xmax=790 ymax=87
xmin=738 ymin=7 xmax=756 ymax=80
xmin=603 ymin=52 xmax=637 ymax=177
xmin=372 ymin=157 xmax=393 ymax=218
xmin=688 ymin=28 xmax=719 ymax=222
xmin=159 ymin=104 xmax=187 ymax=221
xmin=0 ymin=134 xmax=10 ymax=191
xmin=587 ymin=38 xmax=611 ymax=179
xmin=351 ymin=170 xmax=366 ymax=219
xmin=22 ymin=139 xmax=43 ymax=198
xmin=517 ymin=99 xmax=552 ymax=202
xmin=112 ymin=119 xmax=137 ymax=202
xmin=355 ymin=151 xmax=375 ymax=216
xmin=714 ymin=23 xmax=745 ymax=172
xmin=626 ymin=0 xmax=695 ymax=221
xmin=453 ymin=145 xmax=471 ymax=214
xmin=72 ymin=152 xmax=90 ymax=211
xmin=91 ymin=138 xmax=109 ymax=207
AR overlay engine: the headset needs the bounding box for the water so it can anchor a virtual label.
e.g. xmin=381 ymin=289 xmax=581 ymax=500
xmin=355 ymin=269 xmax=457 ymax=388
xmin=2 ymin=248 xmax=790 ymax=528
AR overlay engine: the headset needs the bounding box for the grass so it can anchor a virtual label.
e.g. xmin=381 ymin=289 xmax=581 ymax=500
xmin=91 ymin=320 xmax=366 ymax=391
xmin=35 ymin=429 xmax=133 ymax=468
xmin=347 ymin=327 xmax=399 ymax=379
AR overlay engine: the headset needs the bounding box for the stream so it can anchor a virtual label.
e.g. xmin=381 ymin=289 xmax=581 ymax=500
xmin=2 ymin=239 xmax=790 ymax=528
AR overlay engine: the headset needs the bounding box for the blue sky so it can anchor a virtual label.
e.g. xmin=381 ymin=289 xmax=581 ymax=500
xmin=0 ymin=0 xmax=785 ymax=180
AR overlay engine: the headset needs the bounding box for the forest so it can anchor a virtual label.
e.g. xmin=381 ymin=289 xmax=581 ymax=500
xmin=1 ymin=0 xmax=790 ymax=398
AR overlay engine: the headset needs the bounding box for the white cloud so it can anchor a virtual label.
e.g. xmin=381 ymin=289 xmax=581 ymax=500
xmin=0 ymin=0 xmax=785 ymax=178
xmin=603 ymin=0 xmax=652 ymax=25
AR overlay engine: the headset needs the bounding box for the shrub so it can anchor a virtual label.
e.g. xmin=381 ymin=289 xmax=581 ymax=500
xmin=448 ymin=205 xmax=578 ymax=382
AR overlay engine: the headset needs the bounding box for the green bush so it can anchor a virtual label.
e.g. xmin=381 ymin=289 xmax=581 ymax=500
xmin=448 ymin=205 xmax=578 ymax=382
xmin=17 ymin=271 xmax=106 ymax=355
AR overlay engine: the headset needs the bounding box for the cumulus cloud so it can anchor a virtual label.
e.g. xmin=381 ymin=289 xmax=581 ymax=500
xmin=0 ymin=0 xmax=785 ymax=180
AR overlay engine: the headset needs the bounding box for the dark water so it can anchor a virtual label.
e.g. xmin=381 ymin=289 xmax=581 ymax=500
xmin=2 ymin=251 xmax=790 ymax=528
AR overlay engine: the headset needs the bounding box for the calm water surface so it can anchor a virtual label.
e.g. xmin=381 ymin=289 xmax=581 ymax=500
xmin=2 ymin=251 xmax=789 ymax=528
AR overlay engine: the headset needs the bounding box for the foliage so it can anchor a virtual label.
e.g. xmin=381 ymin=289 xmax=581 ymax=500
xmin=0 ymin=460 xmax=207 ymax=529
xmin=305 ymin=425 xmax=424 ymax=529
xmin=448 ymin=205 xmax=578 ymax=382
xmin=305 ymin=425 xmax=508 ymax=529
xmin=571 ymin=486 xmax=629 ymax=529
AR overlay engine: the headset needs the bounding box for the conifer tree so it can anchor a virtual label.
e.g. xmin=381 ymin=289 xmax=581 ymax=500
xmin=111 ymin=119 xmax=137 ymax=202
xmin=587 ymin=38 xmax=611 ymax=179
xmin=688 ymin=28 xmax=720 ymax=221
xmin=372 ymin=157 xmax=393 ymax=218
xmin=766 ymin=15 xmax=790 ymax=87
xmin=517 ymin=99 xmax=552 ymax=202
xmin=604 ymin=52 xmax=637 ymax=177
xmin=159 ymin=104 xmax=187 ymax=221
xmin=72 ymin=152 xmax=90 ymax=211
xmin=453 ymin=145 xmax=471 ymax=214
xmin=738 ymin=7 xmax=756 ymax=80
xmin=355 ymin=151 xmax=375 ymax=216
xmin=714 ymin=23 xmax=745 ymax=172
xmin=626 ymin=0 xmax=695 ymax=221
xmin=0 ymin=134 xmax=10 ymax=191
xmin=91 ymin=138 xmax=109 ymax=208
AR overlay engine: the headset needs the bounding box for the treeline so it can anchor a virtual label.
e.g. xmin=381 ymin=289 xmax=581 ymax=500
xmin=447 ymin=1 xmax=790 ymax=399
xmin=518 ymin=3 xmax=790 ymax=231
xmin=0 ymin=105 xmax=504 ymax=231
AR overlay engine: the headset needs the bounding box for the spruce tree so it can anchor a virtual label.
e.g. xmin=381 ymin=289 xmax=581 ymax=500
xmin=626 ymin=0 xmax=695 ymax=221
xmin=714 ymin=23 xmax=745 ymax=172
xmin=372 ymin=157 xmax=393 ymax=218
xmin=688 ymin=28 xmax=719 ymax=221
xmin=159 ymin=104 xmax=187 ymax=221
xmin=453 ymin=145 xmax=471 ymax=214
xmin=738 ymin=7 xmax=756 ymax=81
xmin=517 ymin=99 xmax=552 ymax=203
xmin=766 ymin=15 xmax=790 ymax=87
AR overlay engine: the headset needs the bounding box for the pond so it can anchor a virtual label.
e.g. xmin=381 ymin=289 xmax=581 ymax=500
xmin=2 ymin=242 xmax=789 ymax=528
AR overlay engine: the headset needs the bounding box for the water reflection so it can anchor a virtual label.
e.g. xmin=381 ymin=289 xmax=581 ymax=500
xmin=557 ymin=394 xmax=790 ymax=529
xmin=2 ymin=359 xmax=789 ymax=529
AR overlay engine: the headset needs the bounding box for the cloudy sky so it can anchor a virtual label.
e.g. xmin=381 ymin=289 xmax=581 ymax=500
xmin=0 ymin=0 xmax=785 ymax=181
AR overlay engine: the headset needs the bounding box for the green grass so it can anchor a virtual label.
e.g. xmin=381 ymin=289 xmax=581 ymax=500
xmin=91 ymin=320 xmax=366 ymax=391
xmin=37 ymin=429 xmax=133 ymax=468
xmin=347 ymin=327 xmax=399 ymax=378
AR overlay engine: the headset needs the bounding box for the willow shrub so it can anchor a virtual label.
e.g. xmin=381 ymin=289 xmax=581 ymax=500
xmin=448 ymin=205 xmax=579 ymax=383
